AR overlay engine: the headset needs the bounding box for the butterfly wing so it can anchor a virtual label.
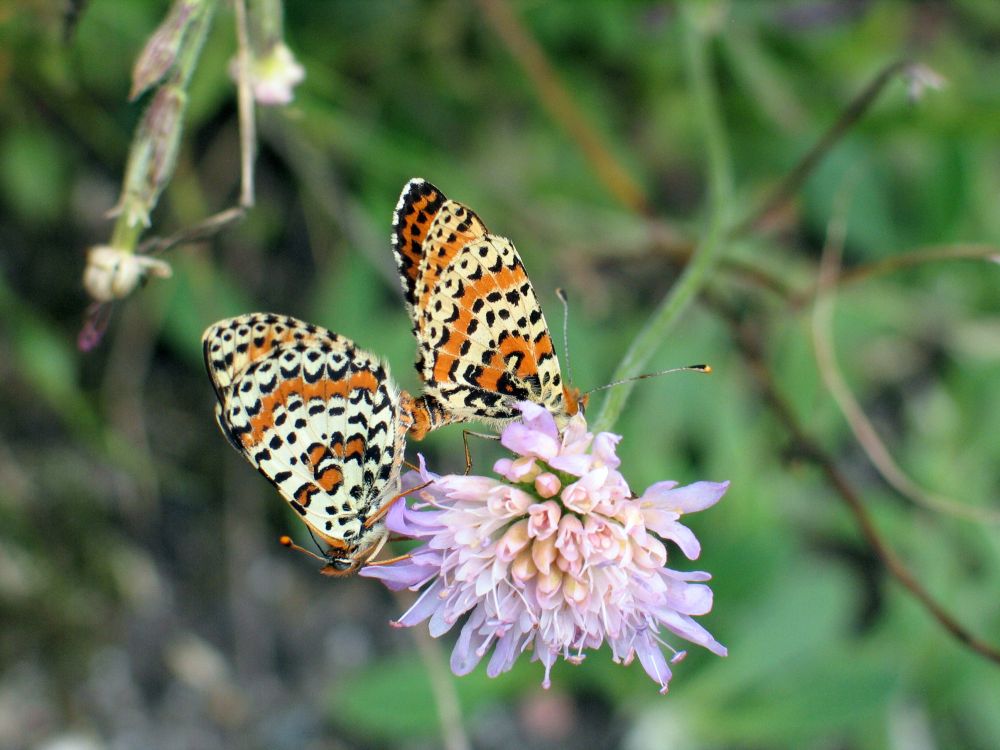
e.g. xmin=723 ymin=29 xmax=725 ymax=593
xmin=413 ymin=202 xmax=570 ymax=428
xmin=391 ymin=178 xmax=449 ymax=321
xmin=203 ymin=314 xmax=406 ymax=565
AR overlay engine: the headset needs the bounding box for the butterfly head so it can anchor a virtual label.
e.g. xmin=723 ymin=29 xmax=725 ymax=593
xmin=320 ymin=524 xmax=389 ymax=577
xmin=319 ymin=553 xmax=364 ymax=577
xmin=563 ymin=384 xmax=589 ymax=418
xmin=281 ymin=524 xmax=389 ymax=578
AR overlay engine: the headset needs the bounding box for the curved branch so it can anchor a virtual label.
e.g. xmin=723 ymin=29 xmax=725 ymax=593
xmin=714 ymin=301 xmax=1000 ymax=667
xmin=811 ymin=213 xmax=1000 ymax=524
xmin=732 ymin=58 xmax=914 ymax=237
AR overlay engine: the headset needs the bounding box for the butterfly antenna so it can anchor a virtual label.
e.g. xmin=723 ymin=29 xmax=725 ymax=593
xmin=584 ymin=364 xmax=712 ymax=396
xmin=279 ymin=535 xmax=331 ymax=564
xmin=555 ymin=288 xmax=574 ymax=387
xmin=305 ymin=527 xmax=330 ymax=555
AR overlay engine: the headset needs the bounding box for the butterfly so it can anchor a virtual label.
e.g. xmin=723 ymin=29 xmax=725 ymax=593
xmin=391 ymin=178 xmax=585 ymax=439
xmin=203 ymin=313 xmax=420 ymax=576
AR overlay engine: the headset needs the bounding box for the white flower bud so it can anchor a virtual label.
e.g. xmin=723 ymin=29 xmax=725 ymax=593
xmin=83 ymin=246 xmax=172 ymax=302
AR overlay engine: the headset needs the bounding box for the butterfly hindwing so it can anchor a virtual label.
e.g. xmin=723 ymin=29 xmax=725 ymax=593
xmin=203 ymin=314 xmax=408 ymax=569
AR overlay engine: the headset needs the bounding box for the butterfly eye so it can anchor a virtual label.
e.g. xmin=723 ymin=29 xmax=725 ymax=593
xmin=319 ymin=556 xmax=360 ymax=578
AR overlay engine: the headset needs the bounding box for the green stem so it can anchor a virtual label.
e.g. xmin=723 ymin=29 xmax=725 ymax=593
xmin=592 ymin=3 xmax=733 ymax=432
xmin=170 ymin=0 xmax=217 ymax=89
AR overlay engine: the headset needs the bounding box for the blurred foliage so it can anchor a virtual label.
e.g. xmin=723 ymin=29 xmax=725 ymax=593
xmin=1 ymin=1 xmax=1000 ymax=749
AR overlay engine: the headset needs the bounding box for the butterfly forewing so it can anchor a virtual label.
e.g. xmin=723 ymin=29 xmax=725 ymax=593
xmin=391 ymin=178 xmax=450 ymax=317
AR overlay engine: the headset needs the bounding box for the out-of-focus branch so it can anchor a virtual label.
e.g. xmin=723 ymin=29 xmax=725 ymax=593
xmin=138 ymin=206 xmax=246 ymax=255
xmin=111 ymin=0 xmax=218 ymax=243
xmin=475 ymin=0 xmax=651 ymax=215
xmin=731 ymin=58 xmax=914 ymax=237
xmin=811 ymin=206 xmax=1000 ymax=525
xmin=233 ymin=0 xmax=257 ymax=208
xmin=713 ymin=298 xmax=1000 ymax=667
xmin=394 ymin=592 xmax=471 ymax=750
xmin=790 ymin=243 xmax=1000 ymax=310
xmin=593 ymin=3 xmax=732 ymax=432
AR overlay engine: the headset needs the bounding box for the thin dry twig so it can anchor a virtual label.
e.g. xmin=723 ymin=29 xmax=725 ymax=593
xmin=715 ymin=300 xmax=1000 ymax=667
xmin=732 ymin=58 xmax=914 ymax=237
xmin=812 ymin=191 xmax=1000 ymax=525
xmin=233 ymin=0 xmax=257 ymax=208
xmin=138 ymin=206 xmax=246 ymax=255
xmin=475 ymin=0 xmax=651 ymax=215
xmin=791 ymin=243 xmax=1000 ymax=310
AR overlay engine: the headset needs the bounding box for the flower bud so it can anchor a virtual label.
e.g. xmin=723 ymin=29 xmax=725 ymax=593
xmin=83 ymin=246 xmax=172 ymax=302
xmin=527 ymin=501 xmax=560 ymax=540
xmin=534 ymin=472 xmax=561 ymax=498
xmin=495 ymin=520 xmax=530 ymax=562
xmin=562 ymin=575 xmax=589 ymax=605
xmin=536 ymin=567 xmax=562 ymax=596
xmin=510 ymin=550 xmax=537 ymax=582
xmin=904 ymin=63 xmax=946 ymax=103
xmin=232 ymin=42 xmax=305 ymax=107
xmin=531 ymin=535 xmax=557 ymax=575
xmin=130 ymin=0 xmax=204 ymax=100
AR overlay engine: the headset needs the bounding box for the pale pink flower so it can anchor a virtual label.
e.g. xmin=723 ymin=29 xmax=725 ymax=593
xmin=534 ymin=473 xmax=561 ymax=498
xmin=232 ymin=42 xmax=305 ymax=106
xmin=361 ymin=403 xmax=729 ymax=693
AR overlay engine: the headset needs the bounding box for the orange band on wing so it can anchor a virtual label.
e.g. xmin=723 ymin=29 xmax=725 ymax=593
xmin=244 ymin=371 xmax=379 ymax=447
xmin=428 ymin=261 xmax=555 ymax=388
xmin=345 ymin=436 xmax=366 ymax=460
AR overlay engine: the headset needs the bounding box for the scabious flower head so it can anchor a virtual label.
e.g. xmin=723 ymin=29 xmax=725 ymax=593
xmin=361 ymin=403 xmax=729 ymax=693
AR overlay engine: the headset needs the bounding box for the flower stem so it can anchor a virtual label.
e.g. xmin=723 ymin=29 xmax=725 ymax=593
xmin=399 ymin=594 xmax=471 ymax=750
xmin=592 ymin=3 xmax=733 ymax=433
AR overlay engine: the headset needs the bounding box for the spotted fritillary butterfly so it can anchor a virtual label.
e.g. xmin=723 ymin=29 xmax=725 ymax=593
xmin=391 ymin=178 xmax=584 ymax=438
xmin=203 ymin=313 xmax=419 ymax=575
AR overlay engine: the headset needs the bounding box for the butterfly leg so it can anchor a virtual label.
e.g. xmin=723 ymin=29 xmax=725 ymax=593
xmin=363 ymin=479 xmax=434 ymax=528
xmin=461 ymin=429 xmax=500 ymax=475
xmin=365 ymin=551 xmax=413 ymax=568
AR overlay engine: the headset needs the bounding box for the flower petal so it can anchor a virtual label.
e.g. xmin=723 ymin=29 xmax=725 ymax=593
xmin=383 ymin=497 xmax=445 ymax=537
xmin=633 ymin=631 xmax=673 ymax=694
xmin=592 ymin=432 xmax=622 ymax=469
xmin=657 ymin=521 xmax=702 ymax=560
xmin=642 ymin=480 xmax=729 ymax=514
xmin=501 ymin=424 xmax=560 ymax=461
xmin=392 ymin=578 xmax=447 ymax=627
xmin=450 ymin=608 xmax=490 ymax=675
xmin=515 ymin=401 xmax=559 ymax=438
xmin=547 ymin=453 xmax=594 ymax=476
xmin=359 ymin=549 xmax=440 ymax=589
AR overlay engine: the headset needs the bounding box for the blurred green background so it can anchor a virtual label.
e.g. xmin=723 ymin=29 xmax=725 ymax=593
xmin=2 ymin=1 xmax=1000 ymax=748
